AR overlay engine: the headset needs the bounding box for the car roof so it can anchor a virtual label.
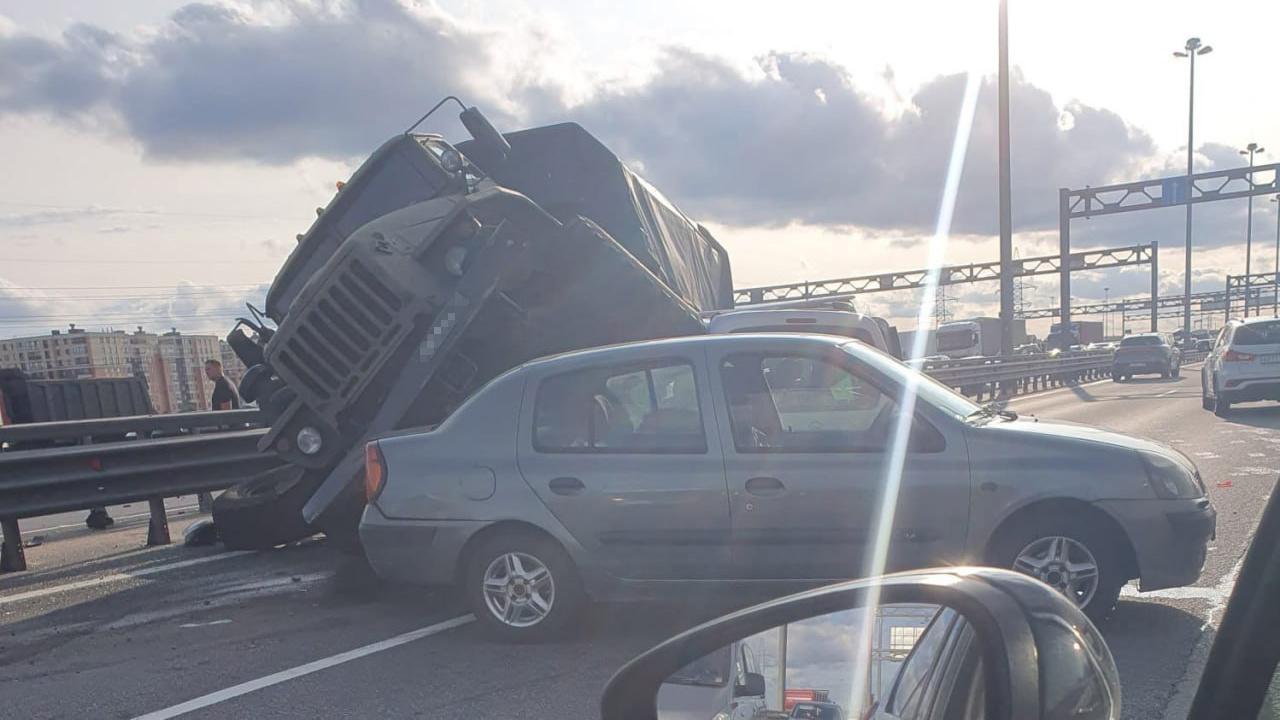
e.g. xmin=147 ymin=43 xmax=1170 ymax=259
xmin=1235 ymin=316 xmax=1280 ymax=326
xmin=518 ymin=332 xmax=850 ymax=373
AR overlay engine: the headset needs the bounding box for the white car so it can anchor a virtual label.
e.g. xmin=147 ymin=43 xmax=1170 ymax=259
xmin=706 ymin=308 xmax=898 ymax=357
xmin=1201 ymin=317 xmax=1280 ymax=417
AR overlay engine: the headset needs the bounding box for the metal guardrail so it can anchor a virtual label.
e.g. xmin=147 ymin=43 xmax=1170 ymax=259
xmin=0 ymin=409 xmax=262 ymax=445
xmin=0 ymin=410 xmax=280 ymax=572
xmin=922 ymin=348 xmax=1208 ymax=400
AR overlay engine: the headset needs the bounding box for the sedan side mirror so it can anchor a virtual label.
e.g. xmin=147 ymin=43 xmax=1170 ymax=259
xmin=735 ymin=671 xmax=766 ymax=698
xmin=600 ymin=567 xmax=1121 ymax=720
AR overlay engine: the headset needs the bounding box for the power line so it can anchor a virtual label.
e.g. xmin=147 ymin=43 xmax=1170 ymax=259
xmin=0 ymin=200 xmax=289 ymax=221
xmin=0 ymin=282 xmax=270 ymax=290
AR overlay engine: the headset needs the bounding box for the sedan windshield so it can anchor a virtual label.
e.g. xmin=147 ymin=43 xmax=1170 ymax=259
xmin=841 ymin=341 xmax=980 ymax=421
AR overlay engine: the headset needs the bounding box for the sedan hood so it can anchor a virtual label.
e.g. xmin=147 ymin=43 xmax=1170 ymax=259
xmin=985 ymin=416 xmax=1190 ymax=465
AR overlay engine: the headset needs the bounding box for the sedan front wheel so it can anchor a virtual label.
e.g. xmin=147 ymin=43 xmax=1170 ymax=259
xmin=990 ymin=515 xmax=1126 ymax=623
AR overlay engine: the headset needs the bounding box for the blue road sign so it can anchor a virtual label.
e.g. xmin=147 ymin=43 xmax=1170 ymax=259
xmin=1162 ymin=177 xmax=1190 ymax=205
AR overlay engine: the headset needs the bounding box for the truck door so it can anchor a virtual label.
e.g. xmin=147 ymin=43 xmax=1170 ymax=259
xmin=517 ymin=351 xmax=732 ymax=580
xmin=707 ymin=341 xmax=971 ymax=580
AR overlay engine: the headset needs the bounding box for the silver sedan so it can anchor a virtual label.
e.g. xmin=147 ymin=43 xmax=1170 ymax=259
xmin=360 ymin=333 xmax=1215 ymax=641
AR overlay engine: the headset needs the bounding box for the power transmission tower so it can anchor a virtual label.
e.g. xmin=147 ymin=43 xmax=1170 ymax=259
xmin=1012 ymin=248 xmax=1034 ymax=317
xmin=935 ymin=285 xmax=953 ymax=327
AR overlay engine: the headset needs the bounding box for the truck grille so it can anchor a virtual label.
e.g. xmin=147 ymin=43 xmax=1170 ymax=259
xmin=275 ymin=259 xmax=405 ymax=405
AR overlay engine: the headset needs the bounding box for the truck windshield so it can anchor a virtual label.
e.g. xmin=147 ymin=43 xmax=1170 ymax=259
xmin=841 ymin=341 xmax=980 ymax=421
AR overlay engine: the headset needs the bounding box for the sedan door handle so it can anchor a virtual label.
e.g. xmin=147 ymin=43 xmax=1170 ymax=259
xmin=745 ymin=476 xmax=785 ymax=496
xmin=548 ymin=476 xmax=585 ymax=496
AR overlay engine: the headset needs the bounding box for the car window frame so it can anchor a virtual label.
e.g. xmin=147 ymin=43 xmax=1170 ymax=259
xmin=531 ymin=355 xmax=710 ymax=455
xmin=716 ymin=348 xmax=946 ymax=455
xmin=1187 ymin=478 xmax=1280 ymax=719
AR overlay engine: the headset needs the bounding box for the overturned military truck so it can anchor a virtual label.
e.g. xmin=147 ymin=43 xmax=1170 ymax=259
xmin=218 ymin=102 xmax=733 ymax=549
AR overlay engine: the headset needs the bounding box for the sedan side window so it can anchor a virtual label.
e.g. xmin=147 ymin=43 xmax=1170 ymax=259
xmin=720 ymin=353 xmax=943 ymax=453
xmin=534 ymin=361 xmax=707 ymax=453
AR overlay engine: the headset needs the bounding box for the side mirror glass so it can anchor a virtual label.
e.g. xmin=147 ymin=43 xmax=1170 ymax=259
xmin=601 ymin=568 xmax=1121 ymax=720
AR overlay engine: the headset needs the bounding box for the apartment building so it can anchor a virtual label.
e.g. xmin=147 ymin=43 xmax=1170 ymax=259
xmin=2 ymin=326 xmax=247 ymax=413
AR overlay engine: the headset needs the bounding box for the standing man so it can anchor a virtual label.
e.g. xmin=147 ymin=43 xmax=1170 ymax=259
xmin=206 ymin=359 xmax=240 ymax=411
xmin=199 ymin=359 xmax=240 ymax=512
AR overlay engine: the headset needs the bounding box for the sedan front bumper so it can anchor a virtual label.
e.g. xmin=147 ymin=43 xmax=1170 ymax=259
xmin=1096 ymin=497 xmax=1216 ymax=592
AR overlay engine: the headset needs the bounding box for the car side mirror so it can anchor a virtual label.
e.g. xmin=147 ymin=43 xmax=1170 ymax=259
xmin=600 ymin=568 xmax=1121 ymax=720
xmin=735 ymin=671 xmax=766 ymax=698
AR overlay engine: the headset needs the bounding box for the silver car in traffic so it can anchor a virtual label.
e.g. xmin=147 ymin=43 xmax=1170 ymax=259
xmin=359 ymin=334 xmax=1215 ymax=640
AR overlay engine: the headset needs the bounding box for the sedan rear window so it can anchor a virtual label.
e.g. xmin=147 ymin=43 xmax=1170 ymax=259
xmin=534 ymin=360 xmax=707 ymax=454
xmin=1232 ymin=321 xmax=1280 ymax=346
xmin=1119 ymin=335 xmax=1163 ymax=346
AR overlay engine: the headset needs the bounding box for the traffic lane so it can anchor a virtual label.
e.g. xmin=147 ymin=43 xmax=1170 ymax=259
xmin=184 ymin=601 xmax=724 ymax=720
xmin=183 ymin=375 xmax=1274 ymax=720
xmin=0 ymin=542 xmax=466 ymax=720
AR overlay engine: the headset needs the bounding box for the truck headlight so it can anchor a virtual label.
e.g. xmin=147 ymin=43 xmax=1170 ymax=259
xmin=1139 ymin=451 xmax=1202 ymax=499
xmin=296 ymin=426 xmax=323 ymax=456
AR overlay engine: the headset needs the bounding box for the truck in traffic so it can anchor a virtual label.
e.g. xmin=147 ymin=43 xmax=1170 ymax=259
xmin=934 ymin=317 xmax=1026 ymax=358
xmin=1046 ymin=320 xmax=1104 ymax=351
xmin=218 ymin=102 xmax=732 ymax=547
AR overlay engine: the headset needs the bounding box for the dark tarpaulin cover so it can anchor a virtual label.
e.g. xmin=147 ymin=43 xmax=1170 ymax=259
xmin=459 ymin=123 xmax=734 ymax=312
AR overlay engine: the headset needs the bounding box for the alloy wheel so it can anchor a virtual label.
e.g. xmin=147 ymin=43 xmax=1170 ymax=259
xmin=1013 ymin=535 xmax=1100 ymax=608
xmin=481 ymin=551 xmax=556 ymax=628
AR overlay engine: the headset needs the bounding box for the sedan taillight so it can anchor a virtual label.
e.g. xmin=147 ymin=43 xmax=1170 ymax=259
xmin=1223 ymin=350 xmax=1255 ymax=362
xmin=365 ymin=441 xmax=387 ymax=503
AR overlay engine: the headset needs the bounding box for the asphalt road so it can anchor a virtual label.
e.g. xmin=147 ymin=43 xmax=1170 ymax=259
xmin=1 ymin=364 xmax=1275 ymax=720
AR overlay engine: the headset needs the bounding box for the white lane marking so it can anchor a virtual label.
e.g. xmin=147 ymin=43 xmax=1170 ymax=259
xmin=0 ymin=551 xmax=252 ymax=606
xmin=1158 ymin=389 xmax=1178 ymax=397
xmin=1121 ymin=540 xmax=1246 ymax=615
xmin=29 ymin=505 xmax=201 ymax=534
xmin=180 ymin=619 xmax=232 ymax=629
xmin=131 ymin=614 xmax=475 ymax=720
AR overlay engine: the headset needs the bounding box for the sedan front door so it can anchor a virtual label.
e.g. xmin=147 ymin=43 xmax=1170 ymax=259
xmin=517 ymin=352 xmax=732 ymax=580
xmin=707 ymin=342 xmax=971 ymax=580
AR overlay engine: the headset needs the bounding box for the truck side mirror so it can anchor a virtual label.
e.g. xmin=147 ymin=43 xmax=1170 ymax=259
xmin=459 ymin=106 xmax=510 ymax=166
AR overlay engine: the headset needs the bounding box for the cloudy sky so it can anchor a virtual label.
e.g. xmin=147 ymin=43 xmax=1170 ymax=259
xmin=1 ymin=0 xmax=1277 ymax=339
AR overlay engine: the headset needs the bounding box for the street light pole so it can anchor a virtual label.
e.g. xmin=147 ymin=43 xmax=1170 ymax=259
xmin=997 ymin=0 xmax=1014 ymax=357
xmin=1104 ymin=287 xmax=1110 ymax=337
xmin=1272 ymin=194 xmax=1280 ymax=317
xmin=1174 ymin=38 xmax=1212 ymax=337
xmin=1240 ymin=142 xmax=1266 ymax=317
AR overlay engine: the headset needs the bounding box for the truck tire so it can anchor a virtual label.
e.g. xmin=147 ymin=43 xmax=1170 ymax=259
xmin=213 ymin=465 xmax=320 ymax=550
xmin=989 ymin=512 xmax=1127 ymax=624
xmin=463 ymin=529 xmax=586 ymax=643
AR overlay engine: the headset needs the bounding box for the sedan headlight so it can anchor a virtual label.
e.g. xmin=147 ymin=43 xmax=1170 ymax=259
xmin=1139 ymin=450 xmax=1203 ymax=499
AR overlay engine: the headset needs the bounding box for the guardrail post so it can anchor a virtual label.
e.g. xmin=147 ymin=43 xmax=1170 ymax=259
xmin=1 ymin=518 xmax=27 ymax=572
xmin=146 ymin=498 xmax=171 ymax=546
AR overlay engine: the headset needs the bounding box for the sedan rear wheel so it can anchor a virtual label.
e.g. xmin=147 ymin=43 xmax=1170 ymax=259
xmin=464 ymin=530 xmax=585 ymax=642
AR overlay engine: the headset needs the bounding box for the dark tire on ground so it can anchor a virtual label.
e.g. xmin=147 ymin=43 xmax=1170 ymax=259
xmin=1202 ymin=385 xmax=1215 ymax=410
xmin=988 ymin=511 xmax=1128 ymax=624
xmin=1172 ymin=364 xmax=1181 ymax=379
xmin=1214 ymin=392 xmax=1232 ymax=418
xmin=463 ymin=529 xmax=586 ymax=643
xmin=213 ymin=465 xmax=320 ymax=550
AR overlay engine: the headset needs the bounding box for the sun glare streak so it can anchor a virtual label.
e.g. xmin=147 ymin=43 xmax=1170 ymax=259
xmin=846 ymin=68 xmax=983 ymax=712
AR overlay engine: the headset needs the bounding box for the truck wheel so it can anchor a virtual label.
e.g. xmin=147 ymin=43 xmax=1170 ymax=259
xmin=989 ymin=514 xmax=1127 ymax=624
xmin=463 ymin=530 xmax=586 ymax=643
xmin=213 ymin=465 xmax=320 ymax=550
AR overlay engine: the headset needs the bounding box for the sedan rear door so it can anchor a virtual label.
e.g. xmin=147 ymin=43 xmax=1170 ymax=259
xmin=516 ymin=350 xmax=732 ymax=580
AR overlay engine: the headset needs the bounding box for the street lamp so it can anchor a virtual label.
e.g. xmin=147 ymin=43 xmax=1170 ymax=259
xmin=1240 ymin=142 xmax=1266 ymax=316
xmin=1173 ymin=38 xmax=1212 ymax=336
